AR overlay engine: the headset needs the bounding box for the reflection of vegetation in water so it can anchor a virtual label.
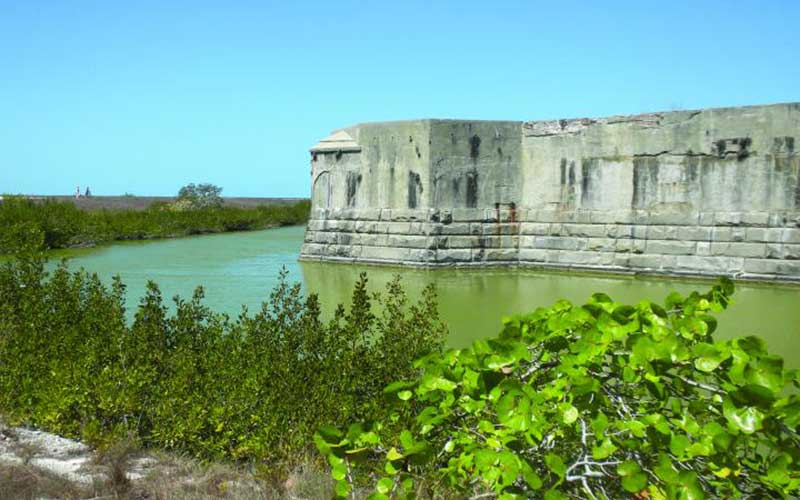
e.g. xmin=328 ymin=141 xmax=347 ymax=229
xmin=0 ymin=251 xmax=445 ymax=467
xmin=0 ymin=195 xmax=310 ymax=253
xmin=301 ymin=262 xmax=800 ymax=367
xmin=319 ymin=278 xmax=800 ymax=499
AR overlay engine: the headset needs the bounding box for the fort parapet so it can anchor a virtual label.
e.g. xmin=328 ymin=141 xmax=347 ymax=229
xmin=300 ymin=103 xmax=800 ymax=282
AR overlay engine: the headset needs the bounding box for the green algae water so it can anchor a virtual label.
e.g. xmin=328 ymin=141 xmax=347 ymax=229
xmin=50 ymin=225 xmax=800 ymax=366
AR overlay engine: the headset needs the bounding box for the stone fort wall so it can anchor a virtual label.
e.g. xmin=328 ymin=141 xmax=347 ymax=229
xmin=300 ymin=103 xmax=800 ymax=282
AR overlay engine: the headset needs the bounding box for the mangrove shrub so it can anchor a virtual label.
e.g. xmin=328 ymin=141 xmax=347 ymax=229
xmin=316 ymin=279 xmax=800 ymax=499
xmin=0 ymin=252 xmax=445 ymax=463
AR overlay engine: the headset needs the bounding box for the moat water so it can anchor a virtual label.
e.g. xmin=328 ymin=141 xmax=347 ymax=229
xmin=51 ymin=226 xmax=800 ymax=366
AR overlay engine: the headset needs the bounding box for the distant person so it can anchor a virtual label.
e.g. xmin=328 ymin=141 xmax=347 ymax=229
xmin=85 ymin=186 xmax=92 ymax=197
xmin=75 ymin=185 xmax=81 ymax=198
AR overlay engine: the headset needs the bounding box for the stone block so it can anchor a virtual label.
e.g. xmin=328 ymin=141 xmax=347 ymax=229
xmin=339 ymin=208 xmax=357 ymax=220
xmin=520 ymin=222 xmax=550 ymax=236
xmin=360 ymin=245 xmax=408 ymax=262
xmin=591 ymin=210 xmax=634 ymax=224
xmin=645 ymin=240 xmax=696 ymax=255
xmin=714 ymin=212 xmax=743 ymax=226
xmin=676 ymin=255 xmax=740 ymax=274
xmin=307 ymin=220 xmax=325 ymax=232
xmin=783 ymin=244 xmax=800 ymax=260
xmin=696 ymin=242 xmax=711 ymax=256
xmin=766 ymin=243 xmax=783 ymax=259
xmin=408 ymin=249 xmax=437 ymax=262
xmin=586 ymin=238 xmax=616 ymax=251
xmin=312 ymin=232 xmax=338 ymax=244
xmin=783 ymin=228 xmax=800 ymax=244
xmin=628 ymin=254 xmax=668 ymax=269
xmin=677 ymin=226 xmax=712 ymax=241
xmin=698 ymin=212 xmax=715 ymax=226
xmin=532 ymin=209 xmax=561 ymax=223
xmin=711 ymin=227 xmax=746 ymax=242
xmin=647 ymin=226 xmax=678 ymax=240
xmin=354 ymin=221 xmax=377 ymax=233
xmin=386 ymin=222 xmax=411 ymax=234
xmin=549 ymin=223 xmax=565 ymax=236
xmin=745 ymin=227 xmax=783 ymax=243
xmin=710 ymin=242 xmax=766 ymax=258
xmin=534 ymin=236 xmax=587 ymax=251
xmin=300 ymin=243 xmax=325 ymax=255
xmin=419 ymin=223 xmax=442 ymax=236
xmin=483 ymin=248 xmax=519 ymax=261
xmin=481 ymin=223 xmax=519 ymax=236
xmin=390 ymin=209 xmax=427 ymax=221
xmin=439 ymin=222 xmax=472 ymax=235
xmin=387 ymin=234 xmax=430 ymax=249
xmin=614 ymin=239 xmax=646 ymax=254
xmin=447 ymin=235 xmax=484 ymax=248
xmin=606 ymin=224 xmax=632 ymax=238
xmin=648 ymin=211 xmax=699 ymax=225
xmin=436 ymin=249 xmax=473 ymax=263
xmin=518 ymin=248 xmax=549 ymax=262
xmin=633 ymin=210 xmax=651 ymax=225
xmin=557 ymin=250 xmax=615 ymax=266
xmin=632 ymin=225 xmax=648 ymax=239
xmin=768 ymin=213 xmax=788 ymax=227
xmin=562 ymin=223 xmax=607 ymax=238
xmin=744 ymin=259 xmax=800 ymax=276
xmin=741 ymin=211 xmax=770 ymax=226
xmin=380 ymin=209 xmax=393 ymax=221
xmin=451 ymin=208 xmax=486 ymax=221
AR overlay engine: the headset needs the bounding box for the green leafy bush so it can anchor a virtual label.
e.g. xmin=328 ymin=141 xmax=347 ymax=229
xmin=316 ymin=279 xmax=800 ymax=499
xmin=0 ymin=196 xmax=310 ymax=253
xmin=0 ymin=252 xmax=445 ymax=466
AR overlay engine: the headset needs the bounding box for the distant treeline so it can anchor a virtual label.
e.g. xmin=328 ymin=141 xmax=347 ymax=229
xmin=0 ymin=196 xmax=310 ymax=253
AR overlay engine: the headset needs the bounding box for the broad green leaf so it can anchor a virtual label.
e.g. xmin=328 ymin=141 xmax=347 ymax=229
xmin=723 ymin=398 xmax=764 ymax=434
xmin=376 ymin=477 xmax=394 ymax=494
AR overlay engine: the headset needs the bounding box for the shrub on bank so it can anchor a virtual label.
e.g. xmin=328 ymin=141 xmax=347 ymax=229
xmin=316 ymin=279 xmax=800 ymax=499
xmin=0 ymin=196 xmax=310 ymax=253
xmin=0 ymin=251 xmax=446 ymax=465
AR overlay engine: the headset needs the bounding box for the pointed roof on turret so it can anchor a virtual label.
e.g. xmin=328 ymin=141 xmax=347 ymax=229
xmin=310 ymin=130 xmax=362 ymax=153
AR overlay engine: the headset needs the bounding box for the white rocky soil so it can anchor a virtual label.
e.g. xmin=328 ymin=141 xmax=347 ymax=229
xmin=0 ymin=424 xmax=156 ymax=484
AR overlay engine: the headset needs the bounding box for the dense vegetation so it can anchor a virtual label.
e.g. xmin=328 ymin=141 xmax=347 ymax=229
xmin=2 ymin=233 xmax=798 ymax=499
xmin=317 ymin=279 xmax=800 ymax=499
xmin=0 ymin=195 xmax=310 ymax=253
xmin=0 ymin=250 xmax=445 ymax=468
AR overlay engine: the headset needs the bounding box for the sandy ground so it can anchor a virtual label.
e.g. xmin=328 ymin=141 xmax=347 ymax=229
xmin=0 ymin=418 xmax=332 ymax=499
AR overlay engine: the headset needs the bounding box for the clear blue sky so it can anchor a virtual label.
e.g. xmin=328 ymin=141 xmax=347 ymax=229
xmin=1 ymin=0 xmax=798 ymax=197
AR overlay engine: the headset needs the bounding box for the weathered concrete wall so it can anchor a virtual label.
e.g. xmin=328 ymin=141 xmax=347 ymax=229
xmin=301 ymin=103 xmax=800 ymax=282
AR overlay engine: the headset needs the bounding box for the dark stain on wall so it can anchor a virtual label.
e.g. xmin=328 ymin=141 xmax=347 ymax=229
xmin=560 ymin=158 xmax=567 ymax=185
xmin=568 ymin=161 xmax=576 ymax=185
xmin=469 ymin=135 xmax=481 ymax=160
xmin=408 ymin=171 xmax=422 ymax=209
xmin=713 ymin=137 xmax=752 ymax=160
xmin=346 ymin=172 xmax=362 ymax=208
xmin=452 ymin=178 xmax=461 ymax=198
xmin=466 ymin=171 xmax=479 ymax=208
xmin=580 ymin=159 xmax=596 ymax=207
xmin=774 ymin=136 xmax=795 ymax=154
xmin=685 ymin=154 xmax=699 ymax=183
xmin=632 ymin=157 xmax=660 ymax=209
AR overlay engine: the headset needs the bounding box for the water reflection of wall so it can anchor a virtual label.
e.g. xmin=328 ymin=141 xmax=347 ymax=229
xmin=300 ymin=261 xmax=800 ymax=369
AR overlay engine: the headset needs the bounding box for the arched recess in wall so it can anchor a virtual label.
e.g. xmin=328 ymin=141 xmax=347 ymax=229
xmin=313 ymin=171 xmax=332 ymax=209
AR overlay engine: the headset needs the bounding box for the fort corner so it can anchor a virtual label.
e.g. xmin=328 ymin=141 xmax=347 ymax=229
xmin=301 ymin=103 xmax=800 ymax=282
